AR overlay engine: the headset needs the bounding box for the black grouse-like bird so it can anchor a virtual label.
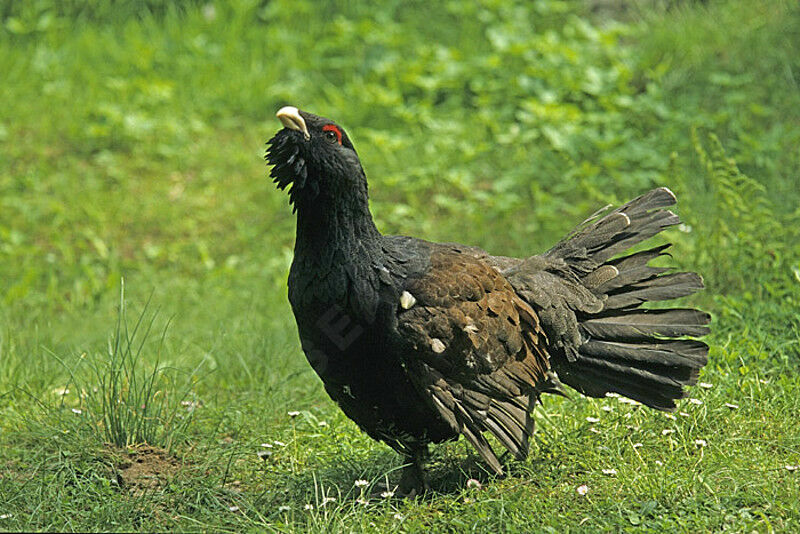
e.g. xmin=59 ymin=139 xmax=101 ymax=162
xmin=266 ymin=106 xmax=709 ymax=495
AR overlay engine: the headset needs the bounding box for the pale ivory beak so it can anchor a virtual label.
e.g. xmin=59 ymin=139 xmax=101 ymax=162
xmin=276 ymin=106 xmax=310 ymax=140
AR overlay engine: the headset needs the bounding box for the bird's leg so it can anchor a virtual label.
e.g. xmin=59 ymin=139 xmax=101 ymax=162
xmin=397 ymin=447 xmax=431 ymax=498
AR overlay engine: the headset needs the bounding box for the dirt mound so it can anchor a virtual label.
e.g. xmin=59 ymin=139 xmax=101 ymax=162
xmin=116 ymin=445 xmax=181 ymax=495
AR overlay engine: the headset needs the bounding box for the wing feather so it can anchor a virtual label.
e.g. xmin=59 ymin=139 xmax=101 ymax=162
xmin=397 ymin=248 xmax=551 ymax=473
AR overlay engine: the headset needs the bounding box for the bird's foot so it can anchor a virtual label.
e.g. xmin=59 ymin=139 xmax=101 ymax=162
xmin=396 ymin=460 xmax=430 ymax=499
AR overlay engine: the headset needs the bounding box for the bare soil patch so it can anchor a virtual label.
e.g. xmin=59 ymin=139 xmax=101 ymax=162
xmin=116 ymin=445 xmax=181 ymax=495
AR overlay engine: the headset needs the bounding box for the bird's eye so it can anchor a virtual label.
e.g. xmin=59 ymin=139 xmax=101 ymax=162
xmin=322 ymin=124 xmax=343 ymax=145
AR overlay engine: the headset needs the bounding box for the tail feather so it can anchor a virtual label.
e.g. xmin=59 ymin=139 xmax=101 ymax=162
xmin=573 ymin=354 xmax=695 ymax=389
xmin=588 ymin=245 xmax=670 ymax=293
xmin=546 ymin=188 xmax=681 ymax=273
xmin=579 ymin=339 xmax=708 ymax=369
xmin=531 ymin=187 xmax=709 ymax=411
xmin=563 ymin=363 xmax=688 ymax=410
xmin=581 ymin=309 xmax=711 ymax=341
xmin=603 ymin=272 xmax=704 ymax=310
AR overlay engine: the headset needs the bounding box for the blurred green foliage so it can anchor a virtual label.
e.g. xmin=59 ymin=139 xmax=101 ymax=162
xmin=1 ymin=0 xmax=798 ymax=314
xmin=1 ymin=0 xmax=799 ymax=531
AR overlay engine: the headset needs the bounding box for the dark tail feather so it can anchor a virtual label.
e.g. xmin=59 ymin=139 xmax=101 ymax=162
xmin=546 ymin=188 xmax=709 ymax=411
xmin=545 ymin=187 xmax=681 ymax=274
xmin=581 ymin=309 xmax=711 ymax=340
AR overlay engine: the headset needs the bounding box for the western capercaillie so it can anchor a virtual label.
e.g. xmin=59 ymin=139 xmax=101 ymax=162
xmin=265 ymin=106 xmax=709 ymax=496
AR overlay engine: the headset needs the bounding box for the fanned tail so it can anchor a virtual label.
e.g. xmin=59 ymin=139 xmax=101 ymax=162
xmin=543 ymin=187 xmax=710 ymax=410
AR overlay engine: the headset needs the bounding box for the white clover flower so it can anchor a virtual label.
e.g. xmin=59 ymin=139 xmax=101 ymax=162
xmin=601 ymin=469 xmax=617 ymax=476
xmin=393 ymin=513 xmax=404 ymax=520
xmin=694 ymin=439 xmax=707 ymax=447
xmin=664 ymin=413 xmax=677 ymax=420
xmin=304 ymin=504 xmax=314 ymax=511
xmin=354 ymin=479 xmax=369 ymax=487
xmin=661 ymin=429 xmax=674 ymax=436
xmin=321 ymin=497 xmax=336 ymax=506
xmin=576 ymin=484 xmax=589 ymax=495
xmin=601 ymin=405 xmax=613 ymax=412
xmin=466 ymin=478 xmax=482 ymax=489
xmin=689 ymin=398 xmax=703 ymax=405
xmin=356 ymin=498 xmax=369 ymax=505
xmin=71 ymin=408 xmax=82 ymax=415
xmin=381 ymin=490 xmax=395 ymax=499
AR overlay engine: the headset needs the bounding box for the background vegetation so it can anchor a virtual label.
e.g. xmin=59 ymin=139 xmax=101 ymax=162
xmin=1 ymin=0 xmax=798 ymax=531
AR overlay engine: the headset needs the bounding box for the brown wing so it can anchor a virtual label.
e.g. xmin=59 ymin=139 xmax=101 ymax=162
xmin=397 ymin=247 xmax=551 ymax=474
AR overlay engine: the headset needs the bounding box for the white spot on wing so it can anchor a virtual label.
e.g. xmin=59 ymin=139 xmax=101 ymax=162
xmin=400 ymin=291 xmax=417 ymax=310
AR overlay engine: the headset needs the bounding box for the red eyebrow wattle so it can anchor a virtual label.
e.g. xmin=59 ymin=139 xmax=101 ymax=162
xmin=322 ymin=124 xmax=342 ymax=145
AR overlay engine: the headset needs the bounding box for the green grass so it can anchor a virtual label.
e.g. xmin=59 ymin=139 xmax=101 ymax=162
xmin=1 ymin=0 xmax=799 ymax=531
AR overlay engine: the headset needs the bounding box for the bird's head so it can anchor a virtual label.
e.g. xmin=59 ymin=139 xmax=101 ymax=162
xmin=266 ymin=106 xmax=364 ymax=209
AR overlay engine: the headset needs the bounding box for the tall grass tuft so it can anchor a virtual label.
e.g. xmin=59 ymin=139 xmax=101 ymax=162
xmin=77 ymin=280 xmax=200 ymax=451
